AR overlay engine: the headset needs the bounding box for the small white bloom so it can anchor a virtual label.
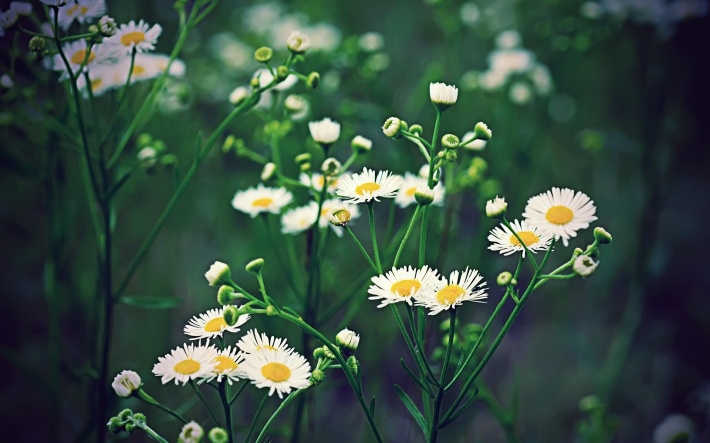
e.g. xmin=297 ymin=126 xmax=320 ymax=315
xmin=281 ymin=201 xmax=319 ymax=235
xmin=495 ymin=30 xmax=522 ymax=49
xmin=152 ymin=343 xmax=218 ymax=385
xmin=395 ymin=172 xmax=445 ymax=208
xmin=298 ymin=172 xmax=343 ymax=194
xmin=309 ymin=117 xmax=340 ymax=145
xmin=358 ymin=32 xmax=384 ymax=52
xmin=335 ymin=167 xmax=401 ymax=204
xmin=55 ymin=0 xmax=107 ymax=30
xmin=509 ymin=81 xmax=533 ymax=105
xmin=231 ymin=184 xmax=293 ymax=218
xmin=485 ymin=196 xmax=507 ymax=218
xmin=523 ymin=187 xmax=597 ymax=246
xmin=111 ymin=370 xmax=141 ymax=398
xmin=488 ymin=219 xmax=553 ymax=257
xmin=103 ymin=19 xmax=162 ymax=55
xmin=200 ymin=346 xmax=246 ymax=385
xmin=261 ymin=162 xmax=276 ymax=182
xmin=253 ymin=68 xmax=298 ymax=91
xmin=229 ymin=86 xmax=249 ymax=106
xmin=572 ymin=255 xmax=597 ymax=277
xmin=240 ymin=347 xmax=311 ymax=399
xmin=653 ymin=414 xmax=695 ymax=443
xmin=184 ymin=307 xmax=250 ymax=341
xmin=429 ymin=82 xmax=459 ymax=107
xmin=351 ymin=135 xmax=372 ymax=153
xmin=205 ymin=261 xmax=230 ymax=286
xmin=459 ymin=2 xmax=481 ymax=26
xmin=237 ymin=329 xmax=293 ymax=354
xmin=369 ymin=265 xmax=442 ymax=308
xmin=286 ymin=30 xmax=310 ymax=53
xmin=336 ymin=328 xmax=360 ymax=352
xmin=178 ymin=421 xmax=204 ymax=443
xmin=0 ymin=74 xmax=13 ymax=89
xmin=415 ymin=267 xmax=488 ymax=315
xmin=461 ymin=131 xmax=487 ymax=151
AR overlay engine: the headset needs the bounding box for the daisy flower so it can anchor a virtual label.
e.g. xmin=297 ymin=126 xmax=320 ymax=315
xmin=231 ymin=184 xmax=293 ymax=218
xmin=75 ymin=63 xmax=122 ymax=96
xmin=309 ymin=117 xmax=340 ymax=145
xmin=152 ymin=343 xmax=218 ymax=385
xmin=51 ymin=40 xmax=112 ymax=79
xmin=335 ymin=167 xmax=401 ymax=204
xmin=103 ymin=19 xmax=162 ymax=55
xmin=318 ymin=198 xmax=360 ymax=235
xmin=200 ymin=346 xmax=245 ymax=385
xmin=240 ymin=348 xmax=311 ymax=398
xmin=368 ymin=265 xmax=441 ymax=308
xmin=394 ymin=172 xmax=445 ymax=208
xmin=237 ymin=329 xmax=293 ymax=354
xmin=183 ymin=307 xmax=250 ymax=341
xmin=488 ymin=219 xmax=553 ymax=257
xmin=55 ymin=0 xmax=107 ymax=30
xmin=299 ymin=172 xmax=344 ymax=194
xmin=416 ymin=267 xmax=487 ymax=315
xmin=281 ymin=201 xmax=319 ymax=235
xmin=522 ymin=187 xmax=597 ymax=246
xmin=430 ymin=82 xmax=458 ymax=108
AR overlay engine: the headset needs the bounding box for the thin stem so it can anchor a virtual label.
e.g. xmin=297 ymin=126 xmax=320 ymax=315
xmin=218 ymin=381 xmax=233 ymax=443
xmin=136 ymin=389 xmax=188 ymax=424
xmin=256 ymin=390 xmax=305 ymax=443
xmin=429 ymin=309 xmax=457 ymax=442
xmin=368 ymin=202 xmax=382 ymax=273
xmin=343 ymin=226 xmax=378 ymax=273
xmin=393 ymin=205 xmax=422 ymax=268
xmin=190 ymin=381 xmax=222 ymax=427
xmin=245 ymin=394 xmax=270 ymax=443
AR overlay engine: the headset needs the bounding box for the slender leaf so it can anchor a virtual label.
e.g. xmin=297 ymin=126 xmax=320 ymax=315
xmin=369 ymin=396 xmax=376 ymax=417
xmin=400 ymin=358 xmax=435 ymax=398
xmin=120 ymin=295 xmax=183 ymax=309
xmin=439 ymin=387 xmax=479 ymax=429
xmin=394 ymin=384 xmax=427 ymax=436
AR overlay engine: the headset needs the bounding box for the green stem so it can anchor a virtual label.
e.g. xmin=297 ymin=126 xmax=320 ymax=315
xmin=190 ymin=381 xmax=222 ymax=427
xmin=256 ymin=390 xmax=305 ymax=443
xmin=429 ymin=309 xmax=456 ymax=442
xmin=343 ymin=226 xmax=378 ymax=273
xmin=393 ymin=205 xmax=422 ymax=268
xmin=368 ymin=202 xmax=382 ymax=273
xmin=135 ymin=421 xmax=170 ymax=443
xmin=136 ymin=389 xmax=188 ymax=424
xmin=219 ymin=381 xmax=233 ymax=443
xmin=245 ymin=394 xmax=270 ymax=443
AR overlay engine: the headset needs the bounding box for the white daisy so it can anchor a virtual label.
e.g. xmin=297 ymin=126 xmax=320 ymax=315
xmin=152 ymin=343 xmax=218 ymax=385
xmin=240 ymin=348 xmax=311 ymax=399
xmin=335 ymin=167 xmax=401 ymax=204
xmin=298 ymin=172 xmax=344 ymax=194
xmin=522 ymin=187 xmax=597 ymax=246
xmin=368 ymin=265 xmax=442 ymax=308
xmin=429 ymin=82 xmax=458 ymax=107
xmin=281 ymin=201 xmax=318 ymax=235
xmin=487 ymin=219 xmax=553 ymax=257
xmin=200 ymin=346 xmax=245 ymax=385
xmin=51 ymin=40 xmax=112 ymax=79
xmin=309 ymin=117 xmax=340 ymax=145
xmin=318 ymin=198 xmax=360 ymax=236
xmin=74 ymin=63 xmax=120 ymax=96
xmin=113 ymin=53 xmax=182 ymax=85
xmin=253 ymin=68 xmax=298 ymax=91
xmin=237 ymin=329 xmax=293 ymax=354
xmin=103 ymin=19 xmax=162 ymax=55
xmin=111 ymin=370 xmax=141 ymax=397
xmin=415 ymin=267 xmax=487 ymax=315
xmin=183 ymin=307 xmax=250 ymax=341
xmin=231 ymin=184 xmax=293 ymax=218
xmin=394 ymin=172 xmax=445 ymax=208
xmin=56 ymin=0 xmax=106 ymax=30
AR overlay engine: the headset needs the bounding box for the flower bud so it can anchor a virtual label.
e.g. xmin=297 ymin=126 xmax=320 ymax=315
xmin=294 ymin=153 xmax=311 ymax=165
xmin=208 ymin=427 xmax=229 ymax=443
xmin=111 ymin=370 xmax=141 ymax=398
xmin=98 ymin=15 xmax=117 ymax=36
xmin=217 ymin=285 xmax=236 ymax=305
xmin=485 ymin=196 xmax=507 ymax=219
xmin=593 ymin=226 xmax=612 ymax=244
xmin=245 ymin=258 xmax=265 ymax=274
xmin=496 ymin=271 xmax=513 ymax=286
xmin=205 ymin=261 xmax=231 ymax=287
xmin=309 ymin=117 xmax=340 ymax=146
xmin=441 ymin=134 xmax=460 ymax=150
xmin=351 ymin=135 xmax=372 ymax=154
xmin=578 ymin=394 xmax=602 ymax=412
xmin=229 ymin=86 xmax=249 ymax=106
xmin=336 ymin=328 xmax=360 ymax=355
xmin=178 ymin=421 xmax=204 ymax=443
xmin=249 ymin=77 xmax=261 ymax=88
xmin=107 ymin=417 xmax=123 ymax=434
xmin=321 ymin=157 xmax=341 ymax=177
xmin=313 ymin=347 xmax=326 ymax=359
xmin=429 ymin=82 xmax=459 ymax=111
xmin=409 ymin=124 xmax=423 ymax=136
xmin=300 ymin=162 xmax=311 ymax=173
xmin=326 ymin=207 xmax=352 ymax=226
xmin=414 ymin=185 xmax=435 ymax=206
xmin=29 ymin=36 xmax=47 ymax=53
xmin=261 ymin=162 xmax=277 ymax=182
xmin=222 ymin=134 xmax=236 ymax=153
xmin=254 ymin=46 xmax=273 ymax=63
xmin=573 ymin=255 xmax=597 ymax=277
xmin=382 ymin=117 xmax=403 ymax=138
xmin=310 ymin=368 xmax=326 ymax=385
xmin=474 ymin=122 xmax=492 ymax=140
xmin=223 ymin=306 xmax=239 ymax=326
xmin=266 ymin=305 xmax=277 ymax=316
xmin=286 ymin=30 xmax=311 ymax=53
xmin=346 ymin=355 xmax=359 ymax=376
xmin=276 ymin=65 xmax=290 ymax=82
xmin=124 ymin=423 xmax=136 ymax=433
xmin=306 ymin=72 xmax=320 ymax=89
xmin=445 ymin=150 xmax=458 ymax=162
xmin=322 ymin=346 xmax=336 ymax=360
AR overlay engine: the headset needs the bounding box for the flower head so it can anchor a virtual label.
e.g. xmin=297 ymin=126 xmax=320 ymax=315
xmin=51 ymin=40 xmax=112 ymax=79
xmin=103 ymin=19 xmax=162 ymax=55
xmin=112 ymin=370 xmax=141 ymax=398
xmin=429 ymin=82 xmax=458 ymax=110
xmin=184 ymin=307 xmax=250 ymax=341
xmin=335 ymin=167 xmax=401 ymax=204
xmin=572 ymin=255 xmax=597 ymax=277
xmin=488 ymin=219 xmax=553 ymax=257
xmin=368 ymin=265 xmax=442 ymax=308
xmin=178 ymin=421 xmax=204 ymax=443
xmin=281 ymin=201 xmax=319 ymax=235
xmin=522 ymin=187 xmax=597 ymax=246
xmin=416 ymin=267 xmax=487 ymax=315
xmin=231 ymin=184 xmax=293 ymax=218
xmin=309 ymin=117 xmax=340 ymax=146
xmin=152 ymin=343 xmax=218 ymax=385
xmin=55 ymin=0 xmax=107 ymax=30
xmin=286 ymin=30 xmax=310 ymax=53
xmin=395 ymin=172 xmax=445 ymax=208
xmin=205 ymin=261 xmax=231 ymax=286
xmin=237 ymin=329 xmax=293 ymax=354
xmin=319 ymin=199 xmax=360 ymax=233
xmin=461 ymin=131 xmax=487 ymax=151
xmin=240 ymin=347 xmax=311 ymax=399
xmin=336 ymin=329 xmax=360 ymax=355
xmin=485 ymin=196 xmax=507 ymax=219
xmin=351 ymin=135 xmax=372 ymax=153
xmin=200 ymin=346 xmax=245 ymax=385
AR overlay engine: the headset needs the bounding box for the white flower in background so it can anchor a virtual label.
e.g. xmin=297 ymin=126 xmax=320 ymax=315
xmin=178 ymin=421 xmax=204 ymax=443
xmin=281 ymin=201 xmax=319 ymax=235
xmin=55 ymin=0 xmax=106 ymax=30
xmin=488 ymin=219 xmax=553 ymax=257
xmin=0 ymin=74 xmax=14 ymax=89
xmin=231 ymin=184 xmax=293 ymax=218
xmin=0 ymin=9 xmax=18 ymax=38
xmin=229 ymin=86 xmax=249 ymax=106
xmin=459 ymin=2 xmax=481 ymax=26
xmin=523 ymin=187 xmax=597 ymax=246
xmin=395 ymin=172 xmax=445 ymax=208
xmin=103 ymin=19 xmax=162 ymax=55
xmin=336 ymin=167 xmax=401 ymax=204
xmin=509 ymin=81 xmax=533 ymax=105
xmin=477 ymin=69 xmax=507 ymax=91
xmin=237 ymin=329 xmax=293 ymax=354
xmin=368 ymin=265 xmax=441 ymax=308
xmin=115 ymin=53 xmax=180 ymax=84
xmin=653 ymin=414 xmax=695 ymax=443
xmin=51 ymin=40 xmax=112 ymax=79
xmin=286 ymin=30 xmax=310 ymax=53
xmin=9 ymin=2 xmax=32 ymax=16
xmin=416 ymin=268 xmax=488 ymax=315
xmin=488 ymin=48 xmax=535 ymax=77
xmin=240 ymin=347 xmax=311 ymax=399
xmin=358 ymin=32 xmax=385 ymax=52
xmin=485 ymin=196 xmax=507 ymax=218
xmin=308 ymin=117 xmax=341 ymax=145
xmin=530 ymin=64 xmax=553 ymax=95
xmin=111 ymin=370 xmax=141 ymax=397
xmin=495 ymin=30 xmax=522 ymax=49
xmin=152 ymin=343 xmax=218 ymax=385
xmin=318 ymin=198 xmax=360 ymax=235
xmin=298 ymin=172 xmax=345 ymax=194
xmin=200 ymin=346 xmax=246 ymax=385
xmin=253 ymin=68 xmax=298 ymax=91
xmin=418 ymin=164 xmax=431 ymax=179
xmin=429 ymin=82 xmax=459 ymax=107
xmin=461 ymin=131 xmax=487 ymax=151
xmin=284 ymin=94 xmax=310 ymax=121
xmin=184 ymin=307 xmax=250 ymax=340
xmin=304 ymin=23 xmax=341 ymax=52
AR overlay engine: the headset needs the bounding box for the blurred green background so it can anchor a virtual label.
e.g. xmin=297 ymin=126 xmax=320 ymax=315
xmin=1 ymin=0 xmax=710 ymax=441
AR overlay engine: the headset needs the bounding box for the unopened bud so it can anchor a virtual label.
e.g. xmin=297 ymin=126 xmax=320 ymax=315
xmin=254 ymin=46 xmax=273 ymax=63
xmin=409 ymin=124 xmax=423 ymax=136
xmin=414 ymin=185 xmax=435 ymax=206
xmin=306 ymin=72 xmax=320 ymax=89
xmin=29 ymin=36 xmax=47 ymax=53
xmin=593 ymin=227 xmax=612 ymax=244
xmin=474 ymin=122 xmax=492 ymax=140
xmin=223 ymin=306 xmax=239 ymax=326
xmin=441 ymin=133 xmax=460 ymax=150
xmin=485 ymin=196 xmax=507 ymax=219
xmin=295 ymin=153 xmax=312 ymax=165
xmin=310 ymin=368 xmax=326 ymax=385
xmin=382 ymin=117 xmax=403 ymax=138
xmin=573 ymin=255 xmax=597 ymax=277
xmin=217 ymin=285 xmax=236 ymax=305
xmin=245 ymin=258 xmax=265 ymax=274
xmin=497 ymin=271 xmax=513 ymax=286
xmin=261 ymin=162 xmax=277 ymax=182
xmin=351 ymin=135 xmax=372 ymax=153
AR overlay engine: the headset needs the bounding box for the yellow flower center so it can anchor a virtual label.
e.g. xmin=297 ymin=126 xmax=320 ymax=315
xmin=66 ymin=5 xmax=78 ymax=16
xmin=121 ymin=31 xmax=147 ymax=47
xmin=80 ymin=6 xmax=88 ymax=14
xmin=252 ymin=197 xmax=274 ymax=208
xmin=545 ymin=205 xmax=573 ymax=225
xmin=405 ymin=187 xmax=416 ymax=196
xmin=390 ymin=279 xmax=421 ymax=297
xmin=174 ymin=359 xmax=200 ymax=375
xmin=261 ymin=362 xmax=291 ymax=382
xmin=204 ymin=317 xmax=227 ymax=333
xmin=214 ymin=356 xmax=238 ymax=373
xmin=91 ymin=79 xmax=103 ymax=91
xmin=132 ymin=65 xmax=146 ymax=75
xmin=355 ymin=182 xmax=380 ymax=196
xmin=509 ymin=231 xmax=539 ymax=247
xmin=70 ymin=49 xmax=95 ymax=65
xmin=255 ymin=345 xmax=277 ymax=352
xmin=436 ymin=285 xmax=465 ymax=305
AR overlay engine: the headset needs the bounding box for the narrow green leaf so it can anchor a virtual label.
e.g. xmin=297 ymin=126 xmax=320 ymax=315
xmin=394 ymin=384 xmax=427 ymax=436
xmin=120 ymin=295 xmax=183 ymax=309
xmin=400 ymin=358 xmax=435 ymax=398
xmin=282 ymin=306 xmax=301 ymax=318
xmin=439 ymin=387 xmax=479 ymax=429
xmin=369 ymin=396 xmax=376 ymax=417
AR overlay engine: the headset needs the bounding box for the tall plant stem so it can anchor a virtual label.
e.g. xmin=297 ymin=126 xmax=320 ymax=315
xmin=429 ymin=309 xmax=456 ymax=442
